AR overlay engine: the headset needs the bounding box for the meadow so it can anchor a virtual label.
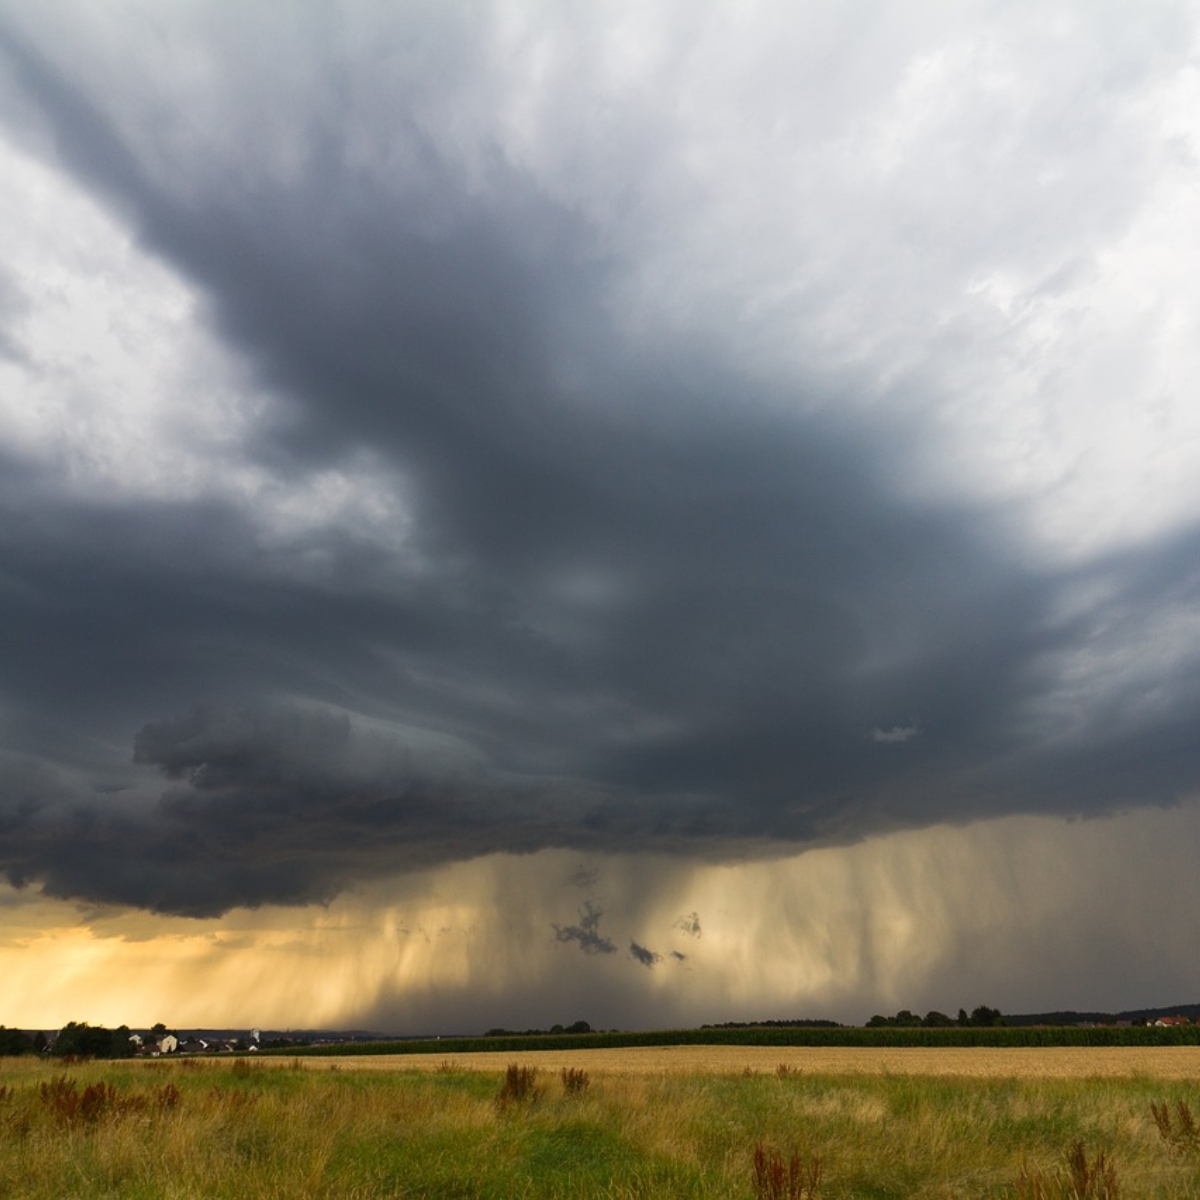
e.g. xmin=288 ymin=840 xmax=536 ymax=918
xmin=3 ymin=1049 xmax=1200 ymax=1198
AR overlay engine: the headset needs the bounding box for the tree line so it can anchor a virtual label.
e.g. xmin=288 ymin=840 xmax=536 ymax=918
xmin=0 ymin=1021 xmax=143 ymax=1059
xmin=866 ymin=1005 xmax=1004 ymax=1028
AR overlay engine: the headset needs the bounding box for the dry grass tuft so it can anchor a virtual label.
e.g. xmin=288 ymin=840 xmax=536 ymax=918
xmin=560 ymin=1066 xmax=590 ymax=1095
xmin=1017 ymin=1141 xmax=1120 ymax=1199
xmin=34 ymin=1074 xmax=183 ymax=1127
xmin=751 ymin=1143 xmax=822 ymax=1199
xmin=1150 ymin=1098 xmax=1199 ymax=1155
xmin=496 ymin=1063 xmax=540 ymax=1110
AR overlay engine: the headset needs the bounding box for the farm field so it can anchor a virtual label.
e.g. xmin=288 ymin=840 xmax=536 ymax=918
xmin=4 ymin=1050 xmax=1200 ymax=1197
xmin=310 ymin=1043 xmax=1200 ymax=1080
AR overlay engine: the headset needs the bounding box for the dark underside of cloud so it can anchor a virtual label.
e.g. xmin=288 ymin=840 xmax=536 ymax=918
xmin=2 ymin=10 xmax=1200 ymax=918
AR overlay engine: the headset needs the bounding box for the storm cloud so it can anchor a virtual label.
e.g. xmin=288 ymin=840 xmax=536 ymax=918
xmin=2 ymin=1 xmax=1200 ymax=1024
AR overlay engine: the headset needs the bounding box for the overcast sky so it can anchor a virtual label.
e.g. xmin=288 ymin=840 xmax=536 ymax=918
xmin=3 ymin=0 xmax=1200 ymax=1032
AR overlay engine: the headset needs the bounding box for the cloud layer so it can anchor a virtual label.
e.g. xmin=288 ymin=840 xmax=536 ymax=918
xmin=7 ymin=802 xmax=1200 ymax=1032
xmin=2 ymin=2 xmax=1200 ymax=1021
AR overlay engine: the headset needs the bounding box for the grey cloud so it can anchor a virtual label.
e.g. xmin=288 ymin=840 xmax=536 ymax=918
xmin=872 ymin=724 xmax=922 ymax=746
xmin=553 ymin=903 xmax=616 ymax=956
xmin=1 ymin=4 xmax=1199 ymax=923
xmin=629 ymin=941 xmax=661 ymax=968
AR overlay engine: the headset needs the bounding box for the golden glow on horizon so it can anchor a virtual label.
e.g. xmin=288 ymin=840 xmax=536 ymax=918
xmin=4 ymin=801 xmax=1200 ymax=1031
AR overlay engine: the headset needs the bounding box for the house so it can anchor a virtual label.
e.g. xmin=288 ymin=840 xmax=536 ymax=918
xmin=1154 ymin=1015 xmax=1190 ymax=1027
xmin=158 ymin=1034 xmax=179 ymax=1053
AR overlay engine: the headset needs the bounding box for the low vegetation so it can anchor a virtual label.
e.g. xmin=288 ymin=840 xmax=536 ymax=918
xmin=3 ymin=1054 xmax=1200 ymax=1196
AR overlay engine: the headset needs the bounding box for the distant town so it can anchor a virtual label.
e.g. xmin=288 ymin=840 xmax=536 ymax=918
xmin=0 ymin=1022 xmax=388 ymax=1059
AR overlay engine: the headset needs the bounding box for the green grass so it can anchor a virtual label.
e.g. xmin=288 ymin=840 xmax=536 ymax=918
xmin=3 ymin=1056 xmax=1200 ymax=1197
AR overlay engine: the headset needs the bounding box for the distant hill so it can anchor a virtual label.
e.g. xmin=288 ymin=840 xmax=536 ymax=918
xmin=1005 ymin=1003 xmax=1200 ymax=1026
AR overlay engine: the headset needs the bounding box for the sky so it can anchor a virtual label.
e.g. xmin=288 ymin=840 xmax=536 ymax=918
xmin=2 ymin=0 xmax=1200 ymax=1033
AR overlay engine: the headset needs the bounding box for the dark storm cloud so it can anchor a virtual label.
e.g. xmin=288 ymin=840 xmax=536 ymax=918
xmin=1 ymin=5 xmax=1200 ymax=918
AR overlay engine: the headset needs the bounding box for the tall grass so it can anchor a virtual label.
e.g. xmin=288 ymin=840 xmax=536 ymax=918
xmin=3 ymin=1056 xmax=1200 ymax=1197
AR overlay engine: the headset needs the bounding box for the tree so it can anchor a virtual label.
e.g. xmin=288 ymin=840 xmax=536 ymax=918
xmin=0 ymin=1027 xmax=34 ymax=1055
xmin=54 ymin=1021 xmax=135 ymax=1059
xmin=970 ymin=1005 xmax=1003 ymax=1027
xmin=110 ymin=1025 xmax=135 ymax=1058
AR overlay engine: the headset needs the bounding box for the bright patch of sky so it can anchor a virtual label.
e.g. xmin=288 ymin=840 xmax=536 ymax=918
xmin=0 ymin=131 xmax=412 ymax=568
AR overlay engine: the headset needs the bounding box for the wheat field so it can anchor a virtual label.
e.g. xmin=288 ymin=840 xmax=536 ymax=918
xmin=307 ymin=1043 xmax=1200 ymax=1079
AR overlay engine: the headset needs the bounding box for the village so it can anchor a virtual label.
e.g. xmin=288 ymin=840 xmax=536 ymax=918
xmin=6 ymin=1021 xmax=386 ymax=1059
